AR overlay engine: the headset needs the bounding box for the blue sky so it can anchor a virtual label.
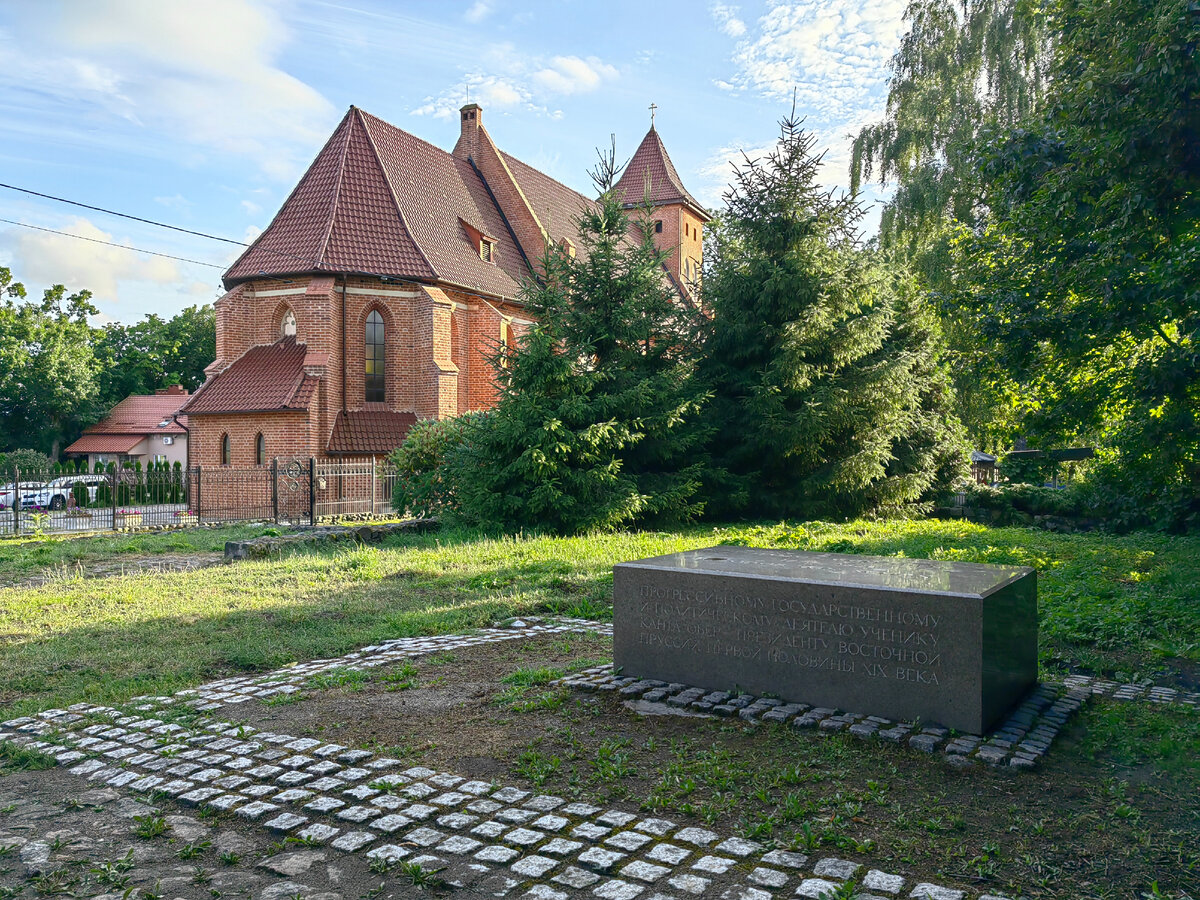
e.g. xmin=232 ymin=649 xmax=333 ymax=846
xmin=0 ymin=0 xmax=906 ymax=324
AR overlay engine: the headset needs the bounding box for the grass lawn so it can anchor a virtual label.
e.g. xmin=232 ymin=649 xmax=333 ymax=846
xmin=0 ymin=518 xmax=1197 ymax=897
xmin=0 ymin=523 xmax=281 ymax=581
xmin=1 ymin=519 xmax=1197 ymax=717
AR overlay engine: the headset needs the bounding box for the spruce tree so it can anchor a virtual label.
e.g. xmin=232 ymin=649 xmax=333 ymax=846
xmin=449 ymin=189 xmax=707 ymax=534
xmin=699 ymin=110 xmax=965 ymax=520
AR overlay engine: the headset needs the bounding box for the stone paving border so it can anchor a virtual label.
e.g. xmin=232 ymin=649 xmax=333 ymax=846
xmin=126 ymin=618 xmax=614 ymax=711
xmin=3 ymin=619 xmax=1193 ymax=898
xmin=1 ymin=706 xmax=1010 ymax=900
xmin=558 ymin=666 xmax=1198 ymax=772
xmin=223 ymin=519 xmax=438 ymax=561
xmin=1062 ymin=674 xmax=1199 ymax=708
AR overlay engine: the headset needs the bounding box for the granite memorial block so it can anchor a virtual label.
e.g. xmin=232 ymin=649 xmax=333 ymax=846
xmin=613 ymin=547 xmax=1037 ymax=733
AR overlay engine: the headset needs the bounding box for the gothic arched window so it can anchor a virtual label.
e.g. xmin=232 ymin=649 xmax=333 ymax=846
xmin=220 ymin=433 xmax=231 ymax=465
xmin=365 ymin=310 xmax=385 ymax=403
xmin=255 ymin=433 xmax=265 ymax=466
xmin=280 ymin=309 xmax=297 ymax=337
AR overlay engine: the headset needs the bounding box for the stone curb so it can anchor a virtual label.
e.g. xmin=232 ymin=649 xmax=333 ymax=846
xmin=223 ymin=518 xmax=439 ymax=562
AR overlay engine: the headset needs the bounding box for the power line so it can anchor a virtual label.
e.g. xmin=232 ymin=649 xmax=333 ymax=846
xmin=0 ymin=219 xmax=226 ymax=269
xmin=0 ymin=182 xmax=248 ymax=246
xmin=0 ymin=182 xmax=535 ymax=310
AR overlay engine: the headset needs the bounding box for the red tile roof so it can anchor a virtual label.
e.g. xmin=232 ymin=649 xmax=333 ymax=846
xmin=327 ymin=410 xmax=418 ymax=455
xmin=613 ymin=127 xmax=710 ymax=221
xmin=81 ymin=392 xmax=189 ymax=436
xmin=500 ymin=152 xmax=595 ymax=256
xmin=181 ymin=337 xmax=317 ymax=415
xmin=63 ymin=434 xmax=145 ymax=455
xmin=225 ymin=107 xmax=598 ymax=300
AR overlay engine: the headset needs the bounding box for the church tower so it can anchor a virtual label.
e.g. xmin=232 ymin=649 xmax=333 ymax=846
xmin=612 ymin=115 xmax=710 ymax=298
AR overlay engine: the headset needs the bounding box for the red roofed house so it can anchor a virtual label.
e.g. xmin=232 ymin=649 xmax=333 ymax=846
xmin=180 ymin=103 xmax=707 ymax=469
xmin=64 ymin=385 xmax=190 ymax=470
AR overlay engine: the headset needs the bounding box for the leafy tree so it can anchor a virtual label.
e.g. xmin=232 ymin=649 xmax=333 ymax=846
xmin=93 ymin=305 xmax=215 ymax=409
xmin=851 ymin=0 xmax=1050 ymax=252
xmin=850 ymin=0 xmax=1052 ymax=446
xmin=446 ymin=188 xmax=708 ymax=534
xmin=0 ymin=269 xmax=100 ymax=459
xmin=949 ymin=0 xmax=1200 ymax=530
xmin=698 ymin=109 xmax=966 ymax=520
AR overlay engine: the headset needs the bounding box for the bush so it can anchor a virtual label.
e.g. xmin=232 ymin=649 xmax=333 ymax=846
xmin=390 ymin=413 xmax=486 ymax=518
xmin=961 ymin=482 xmax=1090 ymax=519
xmin=0 ymin=448 xmax=52 ymax=475
xmin=95 ymin=465 xmax=113 ymax=506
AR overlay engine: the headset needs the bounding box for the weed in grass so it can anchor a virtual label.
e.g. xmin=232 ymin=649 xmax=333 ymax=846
xmin=0 ymin=845 xmax=14 ymax=858
xmin=0 ymin=805 xmax=15 ymax=815
xmin=218 ymin=851 xmax=239 ymax=866
xmin=395 ymin=861 xmax=444 ymax=888
xmin=305 ymin=668 xmax=370 ymax=692
xmin=139 ymin=881 xmax=164 ymax=900
xmin=380 ymin=662 xmax=418 ymax=691
xmin=592 ymin=738 xmax=636 ymax=782
xmin=133 ymin=814 xmax=169 ymax=840
xmin=816 ymin=879 xmax=860 ymax=899
xmin=46 ymin=837 xmax=65 ymax=853
xmin=367 ymin=856 xmax=396 ymax=875
xmin=0 ymin=741 xmax=56 ymax=774
xmin=31 ymin=869 xmax=76 ymax=897
xmin=285 ymin=835 xmax=321 ymax=848
xmin=177 ymin=840 xmax=211 ymax=860
xmin=191 ymin=867 xmax=212 ymax=885
xmin=263 ymin=692 xmax=308 ymax=707
xmin=514 ymin=748 xmax=560 ymax=786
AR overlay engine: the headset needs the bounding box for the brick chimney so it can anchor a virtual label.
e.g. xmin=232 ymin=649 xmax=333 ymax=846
xmin=156 ymin=385 xmax=188 ymax=396
xmin=453 ymin=103 xmax=482 ymax=160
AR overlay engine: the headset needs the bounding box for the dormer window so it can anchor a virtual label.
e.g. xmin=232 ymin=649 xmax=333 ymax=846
xmin=480 ymin=238 xmax=496 ymax=263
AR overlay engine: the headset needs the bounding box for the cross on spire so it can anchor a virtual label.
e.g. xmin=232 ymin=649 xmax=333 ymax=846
xmin=649 ymin=102 xmax=657 ymax=128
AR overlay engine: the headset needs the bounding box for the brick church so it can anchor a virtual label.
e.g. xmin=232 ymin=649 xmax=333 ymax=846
xmin=181 ymin=103 xmax=708 ymax=466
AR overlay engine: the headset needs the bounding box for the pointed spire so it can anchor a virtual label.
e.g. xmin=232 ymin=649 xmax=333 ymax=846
xmin=612 ymin=125 xmax=709 ymax=221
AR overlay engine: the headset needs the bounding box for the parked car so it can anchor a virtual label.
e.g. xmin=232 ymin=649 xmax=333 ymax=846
xmin=0 ymin=481 xmax=48 ymax=511
xmin=22 ymin=475 xmax=108 ymax=510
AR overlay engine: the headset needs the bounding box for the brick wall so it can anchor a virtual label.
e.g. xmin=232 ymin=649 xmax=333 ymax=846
xmin=195 ymin=273 xmax=523 ymax=465
xmin=648 ymin=205 xmax=704 ymax=294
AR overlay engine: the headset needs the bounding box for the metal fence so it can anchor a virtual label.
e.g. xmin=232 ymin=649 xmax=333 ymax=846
xmin=1 ymin=459 xmax=400 ymax=536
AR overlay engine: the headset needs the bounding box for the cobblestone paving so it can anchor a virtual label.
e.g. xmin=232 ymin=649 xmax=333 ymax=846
xmin=3 ymin=620 xmax=1194 ymax=899
xmin=558 ymin=666 xmax=1199 ymax=772
xmin=1 ymin=707 xmax=1008 ymax=900
xmin=129 ymin=620 xmax=614 ymax=711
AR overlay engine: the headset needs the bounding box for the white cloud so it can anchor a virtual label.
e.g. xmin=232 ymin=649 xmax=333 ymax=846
xmin=531 ymin=56 xmax=619 ymax=95
xmin=2 ymin=0 xmax=336 ymax=181
xmin=712 ymin=4 xmax=747 ymax=37
xmin=709 ymin=0 xmax=906 ymax=223
xmin=723 ymin=0 xmax=907 ymax=123
xmin=411 ymin=49 xmax=618 ymax=119
xmin=0 ymin=216 xmax=204 ymax=302
xmin=464 ymin=1 xmax=492 ymax=23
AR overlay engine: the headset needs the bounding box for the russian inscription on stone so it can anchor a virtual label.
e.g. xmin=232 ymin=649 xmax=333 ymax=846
xmin=613 ymin=547 xmax=1037 ymax=733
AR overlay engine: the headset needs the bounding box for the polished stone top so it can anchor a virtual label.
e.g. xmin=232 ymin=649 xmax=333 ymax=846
xmin=617 ymin=546 xmax=1033 ymax=598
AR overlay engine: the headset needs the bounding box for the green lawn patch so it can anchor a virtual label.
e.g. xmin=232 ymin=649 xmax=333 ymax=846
xmin=0 ymin=524 xmax=281 ymax=580
xmin=0 ymin=520 xmax=1196 ymax=719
